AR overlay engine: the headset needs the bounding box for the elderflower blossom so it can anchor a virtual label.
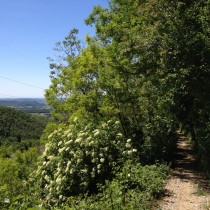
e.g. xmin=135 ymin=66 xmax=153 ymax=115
xmin=100 ymin=158 xmax=105 ymax=163
xmin=58 ymin=141 xmax=63 ymax=146
xmin=102 ymin=123 xmax=107 ymax=128
xmin=97 ymin=164 xmax=101 ymax=169
xmin=78 ymin=132 xmax=86 ymax=137
xmin=44 ymin=175 xmax=50 ymax=182
xmin=99 ymin=153 xmax=103 ymax=157
xmin=67 ymin=161 xmax=72 ymax=167
xmin=73 ymin=117 xmax=78 ymax=122
xmin=67 ymin=133 xmax=72 ymax=138
xmin=127 ymin=150 xmax=132 ymax=155
xmin=58 ymin=147 xmax=65 ymax=153
xmin=117 ymin=133 xmax=123 ymax=137
xmin=125 ymin=143 xmax=131 ymax=148
xmin=70 ymin=168 xmax=74 ymax=174
xmin=107 ymin=119 xmax=112 ymax=124
xmin=81 ymin=169 xmax=88 ymax=173
xmin=46 ymin=193 xmax=52 ymax=200
xmin=65 ymin=140 xmax=73 ymax=145
xmin=84 ymin=125 xmax=89 ymax=130
xmin=94 ymin=130 xmax=100 ymax=137
xmin=91 ymin=151 xmax=95 ymax=157
xmin=56 ymin=177 xmax=62 ymax=184
xmin=77 ymin=159 xmax=82 ymax=164
xmin=104 ymin=147 xmax=108 ymax=152
xmin=91 ymin=171 xmax=95 ymax=178
xmin=93 ymin=129 xmax=99 ymax=133
xmin=89 ymin=141 xmax=94 ymax=146
xmin=87 ymin=136 xmax=92 ymax=141
xmin=132 ymin=149 xmax=137 ymax=153
xmin=115 ymin=121 xmax=120 ymax=125
xmin=127 ymin=139 xmax=132 ymax=143
xmin=42 ymin=150 xmax=47 ymax=157
xmin=48 ymin=155 xmax=54 ymax=160
xmin=75 ymin=138 xmax=82 ymax=143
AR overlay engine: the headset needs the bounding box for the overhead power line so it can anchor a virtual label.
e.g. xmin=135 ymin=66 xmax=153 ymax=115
xmin=0 ymin=40 xmax=33 ymax=63
xmin=0 ymin=75 xmax=45 ymax=90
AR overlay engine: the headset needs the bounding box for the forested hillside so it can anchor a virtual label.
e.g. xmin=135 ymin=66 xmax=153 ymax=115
xmin=0 ymin=107 xmax=48 ymax=208
xmin=1 ymin=0 xmax=209 ymax=209
xmin=0 ymin=106 xmax=48 ymax=147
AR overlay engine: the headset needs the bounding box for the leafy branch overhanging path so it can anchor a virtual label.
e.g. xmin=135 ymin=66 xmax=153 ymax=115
xmin=156 ymin=135 xmax=210 ymax=210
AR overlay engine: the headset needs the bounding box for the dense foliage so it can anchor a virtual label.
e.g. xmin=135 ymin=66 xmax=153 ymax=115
xmin=0 ymin=106 xmax=48 ymax=148
xmin=45 ymin=0 xmax=209 ymax=168
xmin=36 ymin=0 xmax=209 ymax=208
xmin=34 ymin=118 xmax=138 ymax=205
xmin=0 ymin=107 xmax=47 ymax=208
xmin=63 ymin=162 xmax=168 ymax=210
xmin=1 ymin=0 xmax=209 ymax=209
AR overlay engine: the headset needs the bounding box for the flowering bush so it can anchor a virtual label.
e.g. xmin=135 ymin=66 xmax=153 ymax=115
xmin=63 ymin=161 xmax=169 ymax=210
xmin=34 ymin=118 xmax=138 ymax=206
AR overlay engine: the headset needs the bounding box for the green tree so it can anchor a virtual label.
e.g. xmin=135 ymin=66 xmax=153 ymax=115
xmin=44 ymin=0 xmax=210 ymax=196
xmin=31 ymin=0 xmax=210 ymax=208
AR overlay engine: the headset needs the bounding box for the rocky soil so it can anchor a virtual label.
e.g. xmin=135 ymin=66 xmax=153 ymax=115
xmin=156 ymin=136 xmax=210 ymax=210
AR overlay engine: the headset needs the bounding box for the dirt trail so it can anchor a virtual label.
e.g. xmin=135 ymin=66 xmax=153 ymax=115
xmin=156 ymin=136 xmax=210 ymax=210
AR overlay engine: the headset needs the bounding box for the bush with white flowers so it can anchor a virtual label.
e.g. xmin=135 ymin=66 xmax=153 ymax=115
xmin=34 ymin=118 xmax=138 ymax=205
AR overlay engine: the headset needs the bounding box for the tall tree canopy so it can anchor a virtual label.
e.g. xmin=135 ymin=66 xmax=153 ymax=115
xmin=40 ymin=0 xmax=210 ymax=204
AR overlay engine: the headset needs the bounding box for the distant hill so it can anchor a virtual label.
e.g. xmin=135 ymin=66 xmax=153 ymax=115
xmin=0 ymin=98 xmax=51 ymax=115
xmin=0 ymin=106 xmax=48 ymax=146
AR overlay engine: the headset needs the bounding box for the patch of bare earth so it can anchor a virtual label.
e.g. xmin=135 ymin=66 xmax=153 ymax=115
xmin=156 ymin=136 xmax=210 ymax=210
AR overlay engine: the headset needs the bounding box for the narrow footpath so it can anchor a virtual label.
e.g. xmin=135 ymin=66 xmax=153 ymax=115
xmin=156 ymin=136 xmax=210 ymax=210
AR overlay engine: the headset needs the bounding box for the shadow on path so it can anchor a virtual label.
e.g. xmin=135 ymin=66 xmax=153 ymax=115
xmin=171 ymin=135 xmax=210 ymax=191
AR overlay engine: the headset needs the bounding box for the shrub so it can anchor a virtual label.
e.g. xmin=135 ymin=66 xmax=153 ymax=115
xmin=34 ymin=118 xmax=138 ymax=206
xmin=65 ymin=161 xmax=169 ymax=210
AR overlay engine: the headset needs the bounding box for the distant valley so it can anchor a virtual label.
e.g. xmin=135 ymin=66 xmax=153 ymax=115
xmin=0 ymin=98 xmax=51 ymax=116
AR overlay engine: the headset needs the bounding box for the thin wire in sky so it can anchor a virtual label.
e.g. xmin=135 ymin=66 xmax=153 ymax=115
xmin=0 ymin=75 xmax=45 ymax=90
xmin=0 ymin=40 xmax=33 ymax=62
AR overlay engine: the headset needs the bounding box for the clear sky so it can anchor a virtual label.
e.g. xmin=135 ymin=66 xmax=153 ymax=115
xmin=0 ymin=0 xmax=107 ymax=98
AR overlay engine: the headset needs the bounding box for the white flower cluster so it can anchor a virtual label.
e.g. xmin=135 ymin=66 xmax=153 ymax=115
xmin=35 ymin=118 xmax=138 ymax=203
xmin=123 ymin=138 xmax=137 ymax=156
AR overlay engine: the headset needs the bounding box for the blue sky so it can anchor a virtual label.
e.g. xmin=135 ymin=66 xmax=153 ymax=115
xmin=0 ymin=0 xmax=107 ymax=98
